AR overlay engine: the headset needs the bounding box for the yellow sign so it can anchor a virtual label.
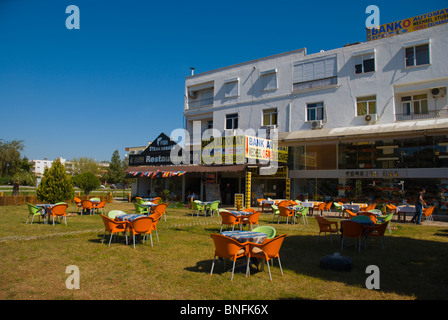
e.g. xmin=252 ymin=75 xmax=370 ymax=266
xmin=286 ymin=178 xmax=290 ymax=200
xmin=201 ymin=135 xmax=245 ymax=164
xmin=367 ymin=8 xmax=448 ymax=41
xmin=245 ymin=171 xmax=251 ymax=208
xmin=245 ymin=136 xmax=288 ymax=163
xmin=248 ymin=166 xmax=288 ymax=179
xmin=234 ymin=194 xmax=244 ymax=211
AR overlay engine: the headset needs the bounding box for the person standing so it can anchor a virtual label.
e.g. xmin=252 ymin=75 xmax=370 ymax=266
xmin=411 ymin=188 xmax=426 ymax=225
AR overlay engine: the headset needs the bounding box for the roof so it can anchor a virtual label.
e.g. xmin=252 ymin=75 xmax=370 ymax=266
xmin=278 ymin=118 xmax=448 ymax=145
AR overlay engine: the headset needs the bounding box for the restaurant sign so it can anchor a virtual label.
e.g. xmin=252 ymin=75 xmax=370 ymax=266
xmin=129 ymin=132 xmax=183 ymax=166
xmin=367 ymin=8 xmax=448 ymax=41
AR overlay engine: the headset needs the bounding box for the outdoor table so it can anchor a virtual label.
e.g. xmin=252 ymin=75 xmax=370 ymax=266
xmin=115 ymin=213 xmax=146 ymax=223
xmin=260 ymin=200 xmax=274 ymax=212
xmin=342 ymin=204 xmax=360 ymax=212
xmin=296 ymin=202 xmax=314 ymax=208
xmin=35 ymin=204 xmax=55 ymax=223
xmin=220 ymin=230 xmax=267 ymax=244
xmin=396 ymin=205 xmax=416 ymax=222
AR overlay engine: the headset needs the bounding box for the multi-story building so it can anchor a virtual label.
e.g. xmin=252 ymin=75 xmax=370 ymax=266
xmin=32 ymin=157 xmax=66 ymax=177
xmin=184 ymin=21 xmax=448 ymax=208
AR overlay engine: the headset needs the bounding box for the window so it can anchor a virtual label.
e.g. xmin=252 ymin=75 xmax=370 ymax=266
xmin=262 ymin=108 xmax=278 ymax=126
xmin=261 ymin=69 xmax=277 ymax=91
xmin=355 ymin=53 xmax=375 ymax=74
xmin=405 ymin=44 xmax=430 ymax=67
xmin=356 ymin=95 xmax=376 ymax=116
xmin=401 ymin=94 xmax=428 ymax=115
xmin=224 ymin=79 xmax=239 ymax=98
xmin=293 ymin=55 xmax=337 ymax=91
xmin=306 ymin=102 xmax=325 ymax=121
xmin=226 ymin=113 xmax=238 ymax=129
xmin=207 ymin=120 xmax=213 ymax=129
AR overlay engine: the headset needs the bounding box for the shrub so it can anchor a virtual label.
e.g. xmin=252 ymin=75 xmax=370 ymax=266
xmin=72 ymin=172 xmax=101 ymax=195
xmin=36 ymin=158 xmax=74 ymax=203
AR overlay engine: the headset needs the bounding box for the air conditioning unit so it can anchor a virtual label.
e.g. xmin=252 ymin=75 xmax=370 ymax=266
xmin=431 ymin=87 xmax=445 ymax=98
xmin=188 ymin=90 xmax=197 ymax=99
xmin=364 ymin=114 xmax=377 ymax=124
xmin=311 ymin=120 xmax=323 ymax=129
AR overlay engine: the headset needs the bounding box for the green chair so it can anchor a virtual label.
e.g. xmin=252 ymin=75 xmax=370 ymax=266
xmin=207 ymin=200 xmax=220 ymax=217
xmin=134 ymin=203 xmax=149 ymax=215
xmin=333 ymin=202 xmax=343 ymax=217
xmin=253 ymin=226 xmax=276 ymax=239
xmin=271 ymin=204 xmax=280 ymax=221
xmin=135 ymin=198 xmax=144 ymax=205
xmin=26 ymin=203 xmax=43 ymax=224
xmin=108 ymin=210 xmax=126 ymax=219
xmin=296 ymin=207 xmax=309 ymax=225
xmin=192 ymin=201 xmax=205 ymax=216
xmin=377 ymin=212 xmax=394 ymax=234
xmin=90 ymin=198 xmax=100 ymax=202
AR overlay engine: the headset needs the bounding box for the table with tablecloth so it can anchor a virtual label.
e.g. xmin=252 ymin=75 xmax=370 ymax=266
xmin=220 ymin=231 xmax=267 ymax=244
xmin=396 ymin=205 xmax=416 ymax=222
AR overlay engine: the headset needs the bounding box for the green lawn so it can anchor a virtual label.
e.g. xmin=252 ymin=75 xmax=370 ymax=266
xmin=0 ymin=203 xmax=447 ymax=300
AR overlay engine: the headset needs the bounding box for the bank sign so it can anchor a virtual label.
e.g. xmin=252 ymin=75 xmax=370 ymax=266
xmin=366 ymin=8 xmax=448 ymax=41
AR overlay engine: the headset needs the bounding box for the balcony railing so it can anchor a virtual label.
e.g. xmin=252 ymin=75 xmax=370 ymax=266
xmin=188 ymin=97 xmax=214 ymax=109
xmin=395 ymin=109 xmax=448 ymax=121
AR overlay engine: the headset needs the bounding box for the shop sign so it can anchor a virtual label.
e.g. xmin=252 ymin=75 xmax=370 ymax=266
xmin=129 ymin=133 xmax=183 ymax=166
xmin=367 ymin=8 xmax=448 ymax=41
xmin=245 ymin=136 xmax=288 ymax=163
xmin=345 ymin=169 xmax=400 ymax=178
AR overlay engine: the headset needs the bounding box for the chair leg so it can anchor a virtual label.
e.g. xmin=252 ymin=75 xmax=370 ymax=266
xmin=231 ymin=260 xmax=236 ymax=281
xmin=277 ymin=256 xmax=284 ymax=277
xmin=210 ymin=256 xmax=216 ymax=276
xmin=266 ymin=259 xmax=272 ymax=281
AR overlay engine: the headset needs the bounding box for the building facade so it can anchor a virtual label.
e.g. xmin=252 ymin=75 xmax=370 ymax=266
xmin=184 ymin=23 xmax=448 ymax=209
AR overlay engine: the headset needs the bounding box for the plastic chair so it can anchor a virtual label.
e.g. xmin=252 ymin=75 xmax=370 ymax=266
xmin=73 ymin=197 xmax=82 ymax=214
xmin=365 ymin=222 xmax=389 ymax=250
xmin=100 ymin=214 xmax=127 ymax=246
xmin=207 ymin=200 xmax=220 ymax=217
xmin=26 ymin=203 xmax=43 ymax=224
xmin=219 ymin=211 xmax=240 ymax=232
xmin=423 ymin=206 xmax=435 ymax=222
xmin=81 ymin=200 xmax=94 ymax=215
xmin=242 ymin=208 xmax=256 ymax=214
xmin=192 ymin=201 xmax=205 ymax=216
xmin=315 ymin=216 xmax=339 ymax=245
xmin=134 ymin=202 xmax=149 ymax=215
xmin=240 ymin=211 xmax=260 ymax=230
xmin=323 ymin=202 xmax=333 ymax=216
xmin=278 ymin=206 xmax=295 ymax=224
xmin=340 ymin=220 xmax=365 ymax=251
xmin=295 ymin=207 xmax=309 ymax=225
xmin=148 ymin=211 xmax=163 ymax=244
xmin=210 ymin=234 xmax=249 ymax=281
xmin=94 ymin=200 xmax=106 ymax=215
xmin=108 ymin=210 xmax=126 ymax=219
xmin=377 ymin=212 xmax=394 ymax=234
xmin=128 ymin=216 xmax=156 ymax=249
xmin=153 ymin=203 xmax=167 ymax=221
xmin=333 ymin=202 xmax=343 ymax=217
xmin=48 ymin=203 xmax=69 ymax=226
xmin=345 ymin=209 xmax=357 ymax=219
xmin=252 ymin=226 xmax=276 ymax=239
xmin=271 ymin=204 xmax=280 ymax=221
xmin=246 ymin=234 xmax=287 ymax=281
xmin=135 ymin=197 xmax=143 ymax=205
xmin=152 ymin=197 xmax=162 ymax=204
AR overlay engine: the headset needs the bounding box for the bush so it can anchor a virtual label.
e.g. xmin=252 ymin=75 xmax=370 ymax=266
xmin=36 ymin=159 xmax=74 ymax=203
xmin=72 ymin=172 xmax=101 ymax=195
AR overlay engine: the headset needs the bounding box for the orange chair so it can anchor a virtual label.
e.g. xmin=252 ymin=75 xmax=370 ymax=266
xmin=219 ymin=211 xmax=241 ymax=232
xmin=323 ymin=202 xmax=333 ymax=216
xmin=345 ymin=209 xmax=357 ymax=219
xmin=152 ymin=197 xmax=162 ymax=204
xmin=423 ymin=206 xmax=435 ymax=222
xmin=278 ymin=206 xmax=295 ymax=224
xmin=277 ymin=200 xmax=290 ymax=207
xmin=210 ymin=234 xmax=249 ymax=281
xmin=241 ymin=211 xmax=260 ymax=230
xmin=242 ymin=208 xmax=256 ymax=214
xmin=153 ymin=203 xmax=167 ymax=221
xmin=81 ymin=200 xmax=94 ymax=215
xmin=94 ymin=200 xmax=106 ymax=215
xmin=358 ymin=212 xmax=377 ymax=224
xmin=48 ymin=203 xmax=69 ymax=226
xmin=100 ymin=214 xmax=127 ymax=246
xmin=74 ymin=197 xmax=82 ymax=214
xmin=315 ymin=216 xmax=339 ymax=245
xmin=365 ymin=222 xmax=389 ymax=250
xmin=340 ymin=220 xmax=365 ymax=251
xmin=247 ymin=234 xmax=287 ymax=281
xmin=128 ymin=216 xmax=156 ymax=249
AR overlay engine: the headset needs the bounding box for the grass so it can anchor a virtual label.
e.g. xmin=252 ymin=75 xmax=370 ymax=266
xmin=0 ymin=203 xmax=448 ymax=300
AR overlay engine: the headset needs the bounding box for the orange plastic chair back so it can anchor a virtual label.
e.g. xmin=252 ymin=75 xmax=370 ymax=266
xmin=278 ymin=206 xmax=294 ymax=217
xmin=325 ymin=202 xmax=332 ymax=211
xmin=220 ymin=211 xmax=239 ymax=225
xmin=81 ymin=200 xmax=93 ymax=209
xmin=210 ymin=234 xmax=247 ymax=260
xmin=358 ymin=212 xmax=377 ymax=223
xmin=245 ymin=211 xmax=260 ymax=225
xmin=96 ymin=200 xmax=106 ymax=208
xmin=277 ymin=200 xmax=289 ymax=207
xmin=250 ymin=234 xmax=286 ymax=260
xmin=423 ymin=206 xmax=434 ymax=217
xmin=129 ymin=216 xmax=154 ymax=235
xmin=74 ymin=197 xmax=82 ymax=206
xmin=365 ymin=222 xmax=389 ymax=237
xmin=153 ymin=197 xmax=162 ymax=204
xmin=51 ymin=204 xmax=68 ymax=217
xmin=345 ymin=209 xmax=357 ymax=219
xmin=242 ymin=208 xmax=256 ymax=214
xmin=153 ymin=203 xmax=167 ymax=215
xmin=341 ymin=220 xmax=364 ymax=238
xmin=318 ymin=203 xmax=326 ymax=211
xmin=100 ymin=214 xmax=125 ymax=233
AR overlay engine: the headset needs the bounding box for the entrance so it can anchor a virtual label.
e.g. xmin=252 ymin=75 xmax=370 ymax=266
xmin=221 ymin=178 xmax=239 ymax=205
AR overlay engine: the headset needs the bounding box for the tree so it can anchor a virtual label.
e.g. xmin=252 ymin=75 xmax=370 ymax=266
xmin=72 ymin=172 xmax=101 ymax=195
xmin=105 ymin=150 xmax=126 ymax=184
xmin=67 ymin=157 xmax=99 ymax=176
xmin=36 ymin=158 xmax=74 ymax=203
xmin=0 ymin=139 xmax=24 ymax=177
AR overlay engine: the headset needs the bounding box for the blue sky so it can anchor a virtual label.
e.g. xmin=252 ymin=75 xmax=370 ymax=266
xmin=0 ymin=0 xmax=445 ymax=162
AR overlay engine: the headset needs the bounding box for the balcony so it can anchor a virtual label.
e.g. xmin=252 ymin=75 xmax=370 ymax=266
xmin=395 ymin=109 xmax=448 ymax=121
xmin=188 ymin=97 xmax=214 ymax=109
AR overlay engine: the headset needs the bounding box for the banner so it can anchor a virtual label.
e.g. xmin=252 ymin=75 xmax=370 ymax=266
xmin=367 ymin=8 xmax=448 ymax=41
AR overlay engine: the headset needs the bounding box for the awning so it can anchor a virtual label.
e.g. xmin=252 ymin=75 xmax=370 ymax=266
xmin=125 ymin=164 xmax=247 ymax=178
xmin=278 ymin=118 xmax=448 ymax=145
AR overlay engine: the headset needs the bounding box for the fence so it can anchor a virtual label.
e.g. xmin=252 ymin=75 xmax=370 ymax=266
xmin=0 ymin=194 xmax=114 ymax=206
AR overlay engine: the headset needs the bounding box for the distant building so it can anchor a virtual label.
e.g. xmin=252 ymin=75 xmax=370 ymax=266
xmin=32 ymin=158 xmax=66 ymax=177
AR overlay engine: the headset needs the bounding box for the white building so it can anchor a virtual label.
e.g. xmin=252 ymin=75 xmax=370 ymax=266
xmin=32 ymin=157 xmax=66 ymax=176
xmin=184 ymin=22 xmax=448 ymax=206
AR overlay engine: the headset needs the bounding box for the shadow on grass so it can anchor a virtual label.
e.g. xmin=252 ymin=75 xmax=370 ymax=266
xmin=185 ymin=232 xmax=448 ymax=299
